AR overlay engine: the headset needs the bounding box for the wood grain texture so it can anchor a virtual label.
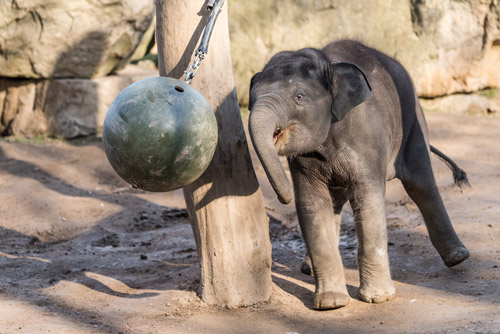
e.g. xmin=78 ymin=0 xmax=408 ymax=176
xmin=155 ymin=0 xmax=272 ymax=307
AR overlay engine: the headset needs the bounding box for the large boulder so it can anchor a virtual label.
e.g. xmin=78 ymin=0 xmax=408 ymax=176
xmin=0 ymin=66 xmax=158 ymax=138
xmin=229 ymin=0 xmax=500 ymax=104
xmin=420 ymin=89 xmax=500 ymax=116
xmin=0 ymin=0 xmax=154 ymax=79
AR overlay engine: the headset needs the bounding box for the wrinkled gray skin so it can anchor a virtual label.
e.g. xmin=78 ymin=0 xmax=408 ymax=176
xmin=248 ymin=40 xmax=469 ymax=310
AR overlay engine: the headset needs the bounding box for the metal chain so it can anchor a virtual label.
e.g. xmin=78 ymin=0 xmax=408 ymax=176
xmin=184 ymin=0 xmax=225 ymax=84
xmin=184 ymin=50 xmax=205 ymax=84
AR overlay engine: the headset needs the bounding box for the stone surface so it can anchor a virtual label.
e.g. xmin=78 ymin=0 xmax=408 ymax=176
xmin=419 ymin=88 xmax=500 ymax=116
xmin=0 ymin=79 xmax=47 ymax=137
xmin=130 ymin=15 xmax=156 ymax=62
xmin=420 ymin=94 xmax=491 ymax=116
xmin=0 ymin=65 xmax=158 ymax=138
xmin=0 ymin=0 xmax=155 ymax=79
xmin=489 ymin=93 xmax=500 ymax=115
xmin=228 ymin=0 xmax=500 ymax=104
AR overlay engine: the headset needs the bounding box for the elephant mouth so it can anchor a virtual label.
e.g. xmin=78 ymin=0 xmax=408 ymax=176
xmin=273 ymin=128 xmax=283 ymax=145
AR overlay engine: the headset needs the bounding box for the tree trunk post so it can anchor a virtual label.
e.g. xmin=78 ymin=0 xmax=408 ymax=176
xmin=155 ymin=0 xmax=272 ymax=307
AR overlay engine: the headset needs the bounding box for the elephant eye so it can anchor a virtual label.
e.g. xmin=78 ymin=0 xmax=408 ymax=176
xmin=295 ymin=94 xmax=304 ymax=101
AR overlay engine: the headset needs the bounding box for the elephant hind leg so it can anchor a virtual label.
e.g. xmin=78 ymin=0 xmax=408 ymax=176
xmin=399 ymin=134 xmax=469 ymax=267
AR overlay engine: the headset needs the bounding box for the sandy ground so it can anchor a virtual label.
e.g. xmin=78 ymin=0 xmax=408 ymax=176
xmin=0 ymin=111 xmax=499 ymax=334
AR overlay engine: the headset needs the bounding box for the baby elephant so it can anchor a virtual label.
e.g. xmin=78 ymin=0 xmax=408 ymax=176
xmin=248 ymin=39 xmax=469 ymax=310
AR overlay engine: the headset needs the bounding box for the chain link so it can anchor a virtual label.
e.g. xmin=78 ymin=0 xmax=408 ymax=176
xmin=183 ymin=0 xmax=224 ymax=84
xmin=184 ymin=50 xmax=205 ymax=84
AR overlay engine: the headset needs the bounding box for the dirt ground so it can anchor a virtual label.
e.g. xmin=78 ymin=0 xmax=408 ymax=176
xmin=0 ymin=111 xmax=499 ymax=334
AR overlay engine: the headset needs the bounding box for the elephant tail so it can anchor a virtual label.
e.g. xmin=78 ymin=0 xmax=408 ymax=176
xmin=430 ymin=145 xmax=471 ymax=188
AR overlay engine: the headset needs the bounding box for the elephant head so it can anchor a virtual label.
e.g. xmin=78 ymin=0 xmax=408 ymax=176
xmin=248 ymin=48 xmax=372 ymax=204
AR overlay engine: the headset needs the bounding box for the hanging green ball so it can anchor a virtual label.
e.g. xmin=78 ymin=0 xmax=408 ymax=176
xmin=102 ymin=77 xmax=218 ymax=192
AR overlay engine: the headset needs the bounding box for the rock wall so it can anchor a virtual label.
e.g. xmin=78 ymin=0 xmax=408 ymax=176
xmin=0 ymin=0 xmax=155 ymax=138
xmin=0 ymin=66 xmax=158 ymax=138
xmin=229 ymin=0 xmax=500 ymax=105
xmin=2 ymin=0 xmax=499 ymax=138
xmin=0 ymin=0 xmax=155 ymax=79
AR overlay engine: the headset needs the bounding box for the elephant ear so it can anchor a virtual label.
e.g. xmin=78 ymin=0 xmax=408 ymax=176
xmin=329 ymin=62 xmax=372 ymax=121
xmin=248 ymin=72 xmax=262 ymax=111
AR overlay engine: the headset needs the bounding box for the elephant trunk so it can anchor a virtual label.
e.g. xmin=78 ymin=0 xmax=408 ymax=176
xmin=249 ymin=107 xmax=293 ymax=204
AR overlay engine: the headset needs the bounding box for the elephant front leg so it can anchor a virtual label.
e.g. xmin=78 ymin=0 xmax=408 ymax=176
xmin=300 ymin=208 xmax=341 ymax=277
xmin=350 ymin=182 xmax=396 ymax=303
xmin=301 ymin=187 xmax=348 ymax=276
xmin=293 ymin=174 xmax=349 ymax=310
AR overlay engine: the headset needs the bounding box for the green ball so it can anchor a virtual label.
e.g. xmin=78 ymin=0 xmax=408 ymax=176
xmin=103 ymin=77 xmax=218 ymax=192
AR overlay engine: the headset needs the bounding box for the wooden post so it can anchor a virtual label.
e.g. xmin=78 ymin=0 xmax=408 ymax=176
xmin=155 ymin=0 xmax=272 ymax=307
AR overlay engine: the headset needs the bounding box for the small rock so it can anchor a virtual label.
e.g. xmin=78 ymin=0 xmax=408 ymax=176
xmin=28 ymin=237 xmax=40 ymax=246
xmin=92 ymin=234 xmax=120 ymax=248
xmin=162 ymin=208 xmax=189 ymax=220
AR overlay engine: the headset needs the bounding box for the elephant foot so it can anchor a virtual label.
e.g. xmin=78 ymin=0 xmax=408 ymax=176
xmin=358 ymin=281 xmax=396 ymax=304
xmin=300 ymin=256 xmax=313 ymax=276
xmin=442 ymin=246 xmax=469 ymax=267
xmin=313 ymin=291 xmax=350 ymax=310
